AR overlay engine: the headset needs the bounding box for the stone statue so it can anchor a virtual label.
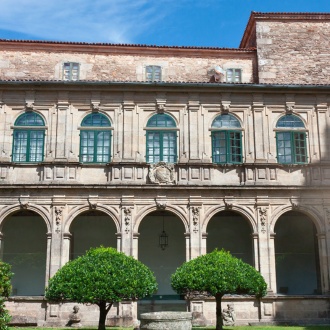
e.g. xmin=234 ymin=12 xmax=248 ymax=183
xmin=221 ymin=303 xmax=235 ymax=326
xmin=67 ymin=305 xmax=82 ymax=327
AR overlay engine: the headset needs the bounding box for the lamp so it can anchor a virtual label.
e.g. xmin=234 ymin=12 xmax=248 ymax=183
xmin=159 ymin=213 xmax=168 ymax=250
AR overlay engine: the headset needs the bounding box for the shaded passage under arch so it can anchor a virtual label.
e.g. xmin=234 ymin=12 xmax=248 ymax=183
xmin=138 ymin=211 xmax=186 ymax=296
xmin=207 ymin=211 xmax=253 ymax=265
xmin=70 ymin=210 xmax=117 ymax=259
xmin=2 ymin=210 xmax=47 ymax=296
xmin=275 ymin=211 xmax=321 ymax=295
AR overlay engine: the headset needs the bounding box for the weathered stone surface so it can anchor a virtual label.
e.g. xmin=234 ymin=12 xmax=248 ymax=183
xmin=140 ymin=312 xmax=192 ymax=329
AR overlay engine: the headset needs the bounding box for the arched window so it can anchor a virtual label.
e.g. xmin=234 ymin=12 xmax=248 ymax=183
xmin=12 ymin=112 xmax=45 ymax=162
xmin=211 ymin=114 xmax=242 ymax=164
xmin=80 ymin=113 xmax=111 ymax=163
xmin=146 ymin=114 xmax=177 ymax=163
xmin=276 ymin=114 xmax=307 ymax=164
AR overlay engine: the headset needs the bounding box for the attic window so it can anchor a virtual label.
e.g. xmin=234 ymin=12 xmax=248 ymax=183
xmin=146 ymin=65 xmax=162 ymax=82
xmin=63 ymin=62 xmax=80 ymax=81
xmin=226 ymin=69 xmax=242 ymax=83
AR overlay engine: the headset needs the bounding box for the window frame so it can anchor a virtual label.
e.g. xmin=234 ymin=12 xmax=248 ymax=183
xmin=12 ymin=112 xmax=46 ymax=163
xmin=226 ymin=68 xmax=242 ymax=83
xmin=79 ymin=113 xmax=112 ymax=164
xmin=275 ymin=114 xmax=308 ymax=165
xmin=210 ymin=114 xmax=243 ymax=165
xmin=63 ymin=62 xmax=80 ymax=81
xmin=145 ymin=65 xmax=162 ymax=82
xmin=145 ymin=113 xmax=178 ymax=164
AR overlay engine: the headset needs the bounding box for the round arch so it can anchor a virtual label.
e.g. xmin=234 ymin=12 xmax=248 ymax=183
xmin=272 ymin=112 xmax=307 ymax=130
xmin=208 ymin=112 xmax=243 ymax=129
xmin=134 ymin=205 xmax=188 ymax=233
xmin=0 ymin=203 xmax=51 ymax=233
xmin=270 ymin=204 xmax=323 ymax=234
xmin=79 ymin=110 xmax=113 ymax=126
xmin=64 ymin=204 xmax=120 ymax=233
xmin=13 ymin=110 xmax=47 ymax=126
xmin=202 ymin=205 xmax=257 ymax=233
xmin=145 ymin=111 xmax=179 ymax=127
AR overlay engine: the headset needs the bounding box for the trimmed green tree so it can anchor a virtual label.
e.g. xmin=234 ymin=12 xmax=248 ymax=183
xmin=171 ymin=250 xmax=267 ymax=330
xmin=0 ymin=260 xmax=13 ymax=330
xmin=45 ymin=247 xmax=157 ymax=330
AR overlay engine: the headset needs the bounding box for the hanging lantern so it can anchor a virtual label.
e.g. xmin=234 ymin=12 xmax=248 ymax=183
xmin=159 ymin=213 xmax=168 ymax=250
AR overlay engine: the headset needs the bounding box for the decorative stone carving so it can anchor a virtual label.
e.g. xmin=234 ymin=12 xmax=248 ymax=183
xmin=326 ymin=208 xmax=330 ymax=225
xmin=67 ymin=305 xmax=82 ymax=327
xmin=25 ymin=101 xmax=34 ymax=111
xmin=259 ymin=207 xmax=267 ymax=233
xmin=191 ymin=207 xmax=200 ymax=233
xmin=224 ymin=199 xmax=233 ymax=210
xmin=91 ymin=102 xmax=100 ymax=112
xmin=222 ymin=303 xmax=235 ymax=326
xmin=156 ymin=103 xmax=165 ymax=113
xmin=155 ymin=200 xmax=166 ymax=210
xmin=54 ymin=206 xmax=64 ymax=233
xmin=122 ymin=207 xmax=132 ymax=234
xmin=149 ymin=162 xmax=175 ymax=185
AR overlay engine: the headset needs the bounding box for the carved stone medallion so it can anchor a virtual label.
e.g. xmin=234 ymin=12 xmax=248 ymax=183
xmin=149 ymin=162 xmax=175 ymax=184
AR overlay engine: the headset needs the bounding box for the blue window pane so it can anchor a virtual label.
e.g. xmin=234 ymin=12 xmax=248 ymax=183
xmin=276 ymin=115 xmax=305 ymax=128
xmin=212 ymin=114 xmax=241 ymax=128
xmin=15 ymin=112 xmax=45 ymax=126
xmin=81 ymin=113 xmax=111 ymax=127
xmin=147 ymin=114 xmax=176 ymax=127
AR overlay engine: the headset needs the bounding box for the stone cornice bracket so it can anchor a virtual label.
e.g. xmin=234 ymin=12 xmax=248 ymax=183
xmin=19 ymin=196 xmax=30 ymax=209
xmin=155 ymin=198 xmax=167 ymax=210
xmin=87 ymin=197 xmax=98 ymax=210
xmin=91 ymin=102 xmax=100 ymax=112
xmin=285 ymin=102 xmax=295 ymax=114
xmin=57 ymin=91 xmax=70 ymax=111
xmin=221 ymin=101 xmax=231 ymax=113
xmin=156 ymin=97 xmax=166 ymax=114
xmin=25 ymin=101 xmax=34 ymax=112
xmin=290 ymin=197 xmax=299 ymax=209
xmin=223 ymin=198 xmax=233 ymax=210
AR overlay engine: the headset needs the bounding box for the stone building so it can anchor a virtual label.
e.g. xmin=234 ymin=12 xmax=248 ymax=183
xmin=1 ymin=11 xmax=330 ymax=326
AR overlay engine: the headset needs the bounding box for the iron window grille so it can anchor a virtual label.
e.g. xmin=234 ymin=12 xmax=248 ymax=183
xmin=12 ymin=112 xmax=45 ymax=163
xmin=80 ymin=113 xmax=111 ymax=163
xmin=146 ymin=113 xmax=177 ymax=163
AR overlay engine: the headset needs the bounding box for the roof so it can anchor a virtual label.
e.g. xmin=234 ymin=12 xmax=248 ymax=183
xmin=240 ymin=11 xmax=330 ymax=48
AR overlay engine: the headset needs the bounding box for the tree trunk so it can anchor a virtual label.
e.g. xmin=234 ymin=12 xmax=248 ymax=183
xmin=215 ymin=294 xmax=223 ymax=330
xmin=98 ymin=301 xmax=112 ymax=330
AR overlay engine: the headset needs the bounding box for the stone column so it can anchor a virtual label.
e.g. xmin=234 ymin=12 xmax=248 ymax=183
xmin=62 ymin=233 xmax=72 ymax=265
xmin=268 ymin=233 xmax=277 ymax=293
xmin=189 ymin=203 xmax=202 ymax=260
xmin=45 ymin=232 xmax=52 ymax=286
xmin=317 ymin=233 xmax=329 ymax=293
xmin=316 ymin=96 xmax=329 ymax=162
xmin=252 ymin=233 xmax=260 ymax=271
xmin=122 ymin=94 xmax=136 ymax=161
xmin=120 ymin=198 xmax=133 ymax=256
xmin=201 ymin=233 xmax=207 ymax=256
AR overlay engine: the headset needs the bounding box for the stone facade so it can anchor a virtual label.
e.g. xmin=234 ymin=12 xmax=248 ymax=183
xmin=1 ymin=12 xmax=330 ymax=327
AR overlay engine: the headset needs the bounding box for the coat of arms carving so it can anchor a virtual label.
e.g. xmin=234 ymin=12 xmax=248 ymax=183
xmin=148 ymin=162 xmax=175 ymax=184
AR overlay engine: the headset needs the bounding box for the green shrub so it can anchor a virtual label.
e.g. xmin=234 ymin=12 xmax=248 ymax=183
xmin=0 ymin=261 xmax=13 ymax=330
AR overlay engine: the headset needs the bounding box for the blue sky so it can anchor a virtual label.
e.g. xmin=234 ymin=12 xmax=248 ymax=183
xmin=0 ymin=0 xmax=329 ymax=48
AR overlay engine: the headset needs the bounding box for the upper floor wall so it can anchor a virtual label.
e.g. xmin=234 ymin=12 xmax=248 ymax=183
xmin=241 ymin=12 xmax=330 ymax=84
xmin=0 ymin=41 xmax=255 ymax=83
xmin=0 ymin=82 xmax=329 ymax=187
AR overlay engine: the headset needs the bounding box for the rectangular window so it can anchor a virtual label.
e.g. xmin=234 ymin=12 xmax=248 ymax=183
xmin=226 ymin=69 xmax=242 ymax=83
xmin=212 ymin=131 xmax=242 ymax=164
xmin=63 ymin=62 xmax=80 ymax=81
xmin=146 ymin=131 xmax=177 ymax=163
xmin=80 ymin=131 xmax=111 ymax=163
xmin=146 ymin=65 xmax=162 ymax=82
xmin=276 ymin=132 xmax=307 ymax=164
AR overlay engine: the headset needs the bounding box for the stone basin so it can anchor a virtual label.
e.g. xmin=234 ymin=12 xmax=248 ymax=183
xmin=139 ymin=311 xmax=192 ymax=330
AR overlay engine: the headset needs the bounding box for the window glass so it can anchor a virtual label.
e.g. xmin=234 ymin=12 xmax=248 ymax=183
xmin=212 ymin=114 xmax=241 ymax=128
xmin=146 ymin=65 xmax=162 ymax=82
xmin=147 ymin=113 xmax=176 ymax=128
xmin=226 ymin=69 xmax=242 ymax=83
xmin=80 ymin=113 xmax=111 ymax=163
xmin=13 ymin=112 xmax=45 ymax=163
xmin=63 ymin=62 xmax=80 ymax=81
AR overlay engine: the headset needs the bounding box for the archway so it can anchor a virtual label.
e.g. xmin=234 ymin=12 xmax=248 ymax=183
xmin=2 ymin=209 xmax=47 ymax=296
xmin=138 ymin=211 xmax=186 ymax=313
xmin=207 ymin=210 xmax=253 ymax=265
xmin=69 ymin=210 xmax=117 ymax=259
xmin=274 ymin=211 xmax=321 ymax=295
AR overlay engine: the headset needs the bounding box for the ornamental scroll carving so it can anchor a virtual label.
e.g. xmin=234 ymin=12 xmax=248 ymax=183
xmin=149 ymin=162 xmax=175 ymax=185
xmin=259 ymin=207 xmax=267 ymax=233
xmin=191 ymin=207 xmax=200 ymax=233
xmin=325 ymin=208 xmax=330 ymax=225
xmin=122 ymin=207 xmax=132 ymax=234
xmin=55 ymin=206 xmax=64 ymax=233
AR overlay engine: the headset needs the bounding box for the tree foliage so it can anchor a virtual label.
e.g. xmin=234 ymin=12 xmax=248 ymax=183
xmin=0 ymin=261 xmax=13 ymax=330
xmin=171 ymin=250 xmax=267 ymax=330
xmin=46 ymin=247 xmax=157 ymax=330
